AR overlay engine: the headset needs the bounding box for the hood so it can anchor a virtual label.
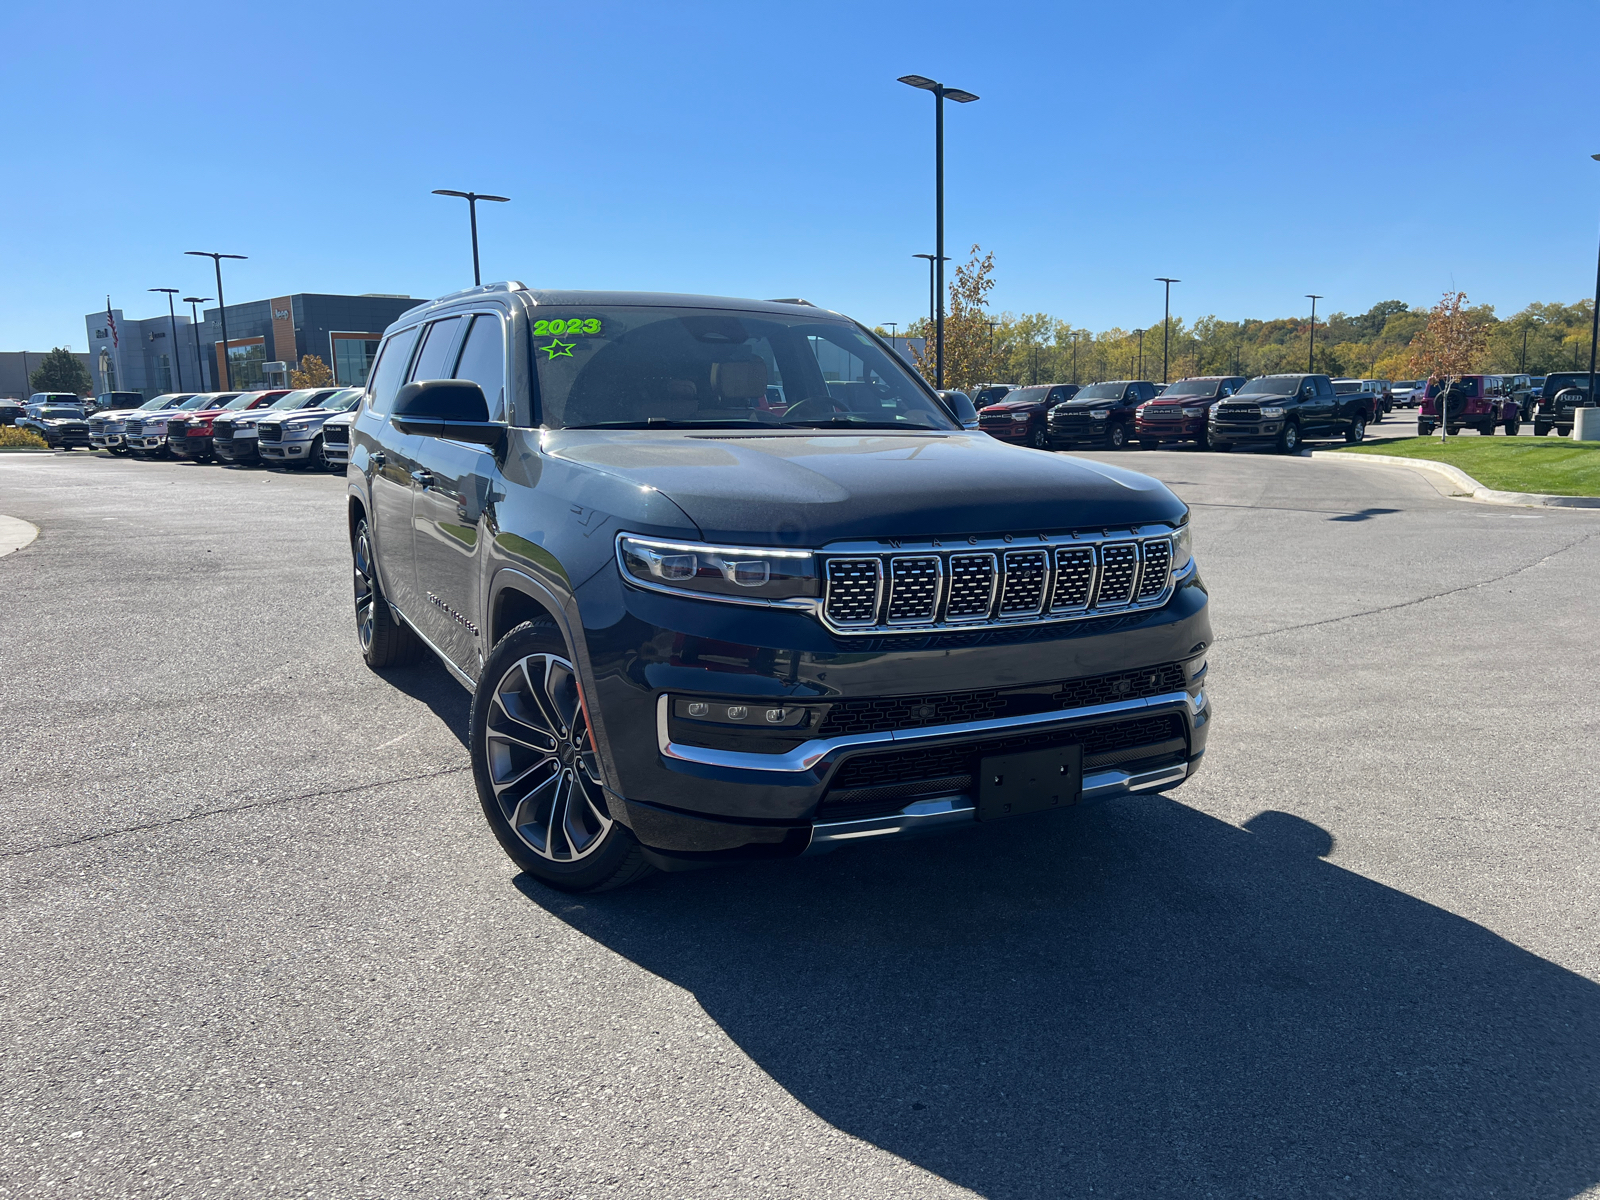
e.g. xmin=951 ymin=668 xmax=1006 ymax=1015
xmin=1058 ymin=396 xmax=1124 ymax=408
xmin=1143 ymin=395 xmax=1216 ymax=407
xmin=544 ymin=429 xmax=1186 ymax=543
xmin=260 ymin=408 xmax=338 ymax=425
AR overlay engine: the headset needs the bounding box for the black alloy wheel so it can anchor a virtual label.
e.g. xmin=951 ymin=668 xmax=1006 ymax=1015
xmin=469 ymin=621 xmax=654 ymax=893
xmin=352 ymin=517 xmax=422 ymax=668
xmin=1276 ymin=421 xmax=1301 ymax=454
xmin=1346 ymin=415 xmax=1366 ymax=444
xmin=1107 ymin=422 xmax=1129 ymax=450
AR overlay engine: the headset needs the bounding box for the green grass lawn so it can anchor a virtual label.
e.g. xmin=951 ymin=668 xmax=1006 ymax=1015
xmin=1331 ymin=436 xmax=1600 ymax=496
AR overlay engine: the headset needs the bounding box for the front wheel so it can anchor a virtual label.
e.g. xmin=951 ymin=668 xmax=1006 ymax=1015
xmin=1030 ymin=426 xmax=1050 ymax=450
xmin=1346 ymin=415 xmax=1366 ymax=444
xmin=1276 ymin=421 xmax=1301 ymax=454
xmin=1504 ymin=420 xmax=1519 ymax=436
xmin=306 ymin=435 xmax=328 ymax=470
xmin=469 ymin=621 xmax=655 ymax=893
xmin=1107 ymin=422 xmax=1129 ymax=450
xmin=352 ymin=517 xmax=423 ymax=669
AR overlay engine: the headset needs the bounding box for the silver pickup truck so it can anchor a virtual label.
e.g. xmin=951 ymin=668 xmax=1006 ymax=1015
xmin=256 ymin=387 xmax=363 ymax=469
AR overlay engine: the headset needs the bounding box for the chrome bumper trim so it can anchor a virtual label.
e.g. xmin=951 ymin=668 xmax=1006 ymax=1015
xmin=658 ymin=688 xmax=1205 ymax=774
xmin=803 ymin=760 xmax=1190 ymax=853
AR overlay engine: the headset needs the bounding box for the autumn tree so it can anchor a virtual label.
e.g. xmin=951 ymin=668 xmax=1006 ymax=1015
xmin=1407 ymin=291 xmax=1489 ymax=440
xmin=29 ymin=347 xmax=92 ymax=396
xmin=911 ymin=245 xmax=998 ymax=392
xmin=289 ymin=354 xmax=335 ymax=388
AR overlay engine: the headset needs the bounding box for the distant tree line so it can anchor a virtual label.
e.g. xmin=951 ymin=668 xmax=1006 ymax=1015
xmin=890 ymin=248 xmax=1596 ymax=393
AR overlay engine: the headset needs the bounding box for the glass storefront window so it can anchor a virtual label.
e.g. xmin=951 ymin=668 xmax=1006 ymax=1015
xmin=228 ymin=342 xmax=266 ymax=390
xmin=156 ymin=354 xmax=172 ymax=393
xmin=99 ymin=349 xmax=116 ymax=391
xmin=332 ymin=335 xmax=381 ymax=386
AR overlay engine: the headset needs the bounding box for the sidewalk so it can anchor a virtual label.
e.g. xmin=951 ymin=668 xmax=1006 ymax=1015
xmin=0 ymin=515 xmax=39 ymax=557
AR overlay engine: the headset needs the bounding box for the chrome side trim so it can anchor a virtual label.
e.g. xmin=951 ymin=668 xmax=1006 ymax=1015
xmin=657 ymin=688 xmax=1205 ymax=773
xmin=803 ymin=760 xmax=1191 ymax=853
xmin=390 ymin=602 xmax=478 ymax=692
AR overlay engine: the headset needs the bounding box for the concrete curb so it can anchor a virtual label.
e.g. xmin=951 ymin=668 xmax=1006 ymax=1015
xmin=0 ymin=515 xmax=40 ymax=557
xmin=1310 ymin=451 xmax=1600 ymax=509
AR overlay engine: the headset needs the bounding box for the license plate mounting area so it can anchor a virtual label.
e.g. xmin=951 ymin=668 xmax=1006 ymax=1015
xmin=977 ymin=743 xmax=1082 ymax=821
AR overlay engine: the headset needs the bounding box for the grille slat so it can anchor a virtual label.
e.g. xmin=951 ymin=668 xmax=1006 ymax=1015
xmin=946 ymin=554 xmax=996 ymax=620
xmin=824 ymin=558 xmax=882 ymax=626
xmin=258 ymin=425 xmax=283 ymax=443
xmin=1096 ymin=543 xmax=1139 ymax=607
xmin=886 ymin=556 xmax=941 ymax=624
xmin=1051 ymin=547 xmax=1097 ymax=611
xmin=322 ymin=424 xmax=350 ymax=446
xmin=999 ymin=550 xmax=1048 ymax=615
xmin=1138 ymin=539 xmax=1172 ymax=599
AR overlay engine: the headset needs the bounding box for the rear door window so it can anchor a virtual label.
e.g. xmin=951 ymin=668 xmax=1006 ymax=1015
xmin=366 ymin=325 xmax=422 ymax=415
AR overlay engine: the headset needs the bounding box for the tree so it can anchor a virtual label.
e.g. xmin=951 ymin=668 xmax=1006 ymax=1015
xmin=289 ymin=354 xmax=335 ymax=388
xmin=29 ymin=348 xmax=92 ymax=396
xmin=911 ymin=245 xmax=997 ymax=392
xmin=1407 ymin=291 xmax=1488 ymax=441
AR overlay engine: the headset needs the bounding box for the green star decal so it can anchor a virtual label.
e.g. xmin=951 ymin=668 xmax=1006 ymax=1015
xmin=542 ymin=337 xmax=575 ymax=360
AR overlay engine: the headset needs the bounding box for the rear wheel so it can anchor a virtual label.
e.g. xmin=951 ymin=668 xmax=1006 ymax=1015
xmin=1505 ymin=419 xmax=1519 ymax=436
xmin=1346 ymin=415 xmax=1366 ymax=444
xmin=352 ymin=517 xmax=423 ymax=669
xmin=1479 ymin=422 xmax=1495 ymax=435
xmin=1276 ymin=421 xmax=1301 ymax=454
xmin=469 ymin=621 xmax=654 ymax=893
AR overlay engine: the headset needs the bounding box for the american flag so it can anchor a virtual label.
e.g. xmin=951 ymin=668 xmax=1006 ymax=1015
xmin=105 ymin=297 xmax=118 ymax=348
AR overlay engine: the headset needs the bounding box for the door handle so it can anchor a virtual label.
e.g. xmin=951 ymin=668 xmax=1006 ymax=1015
xmin=411 ymin=469 xmax=434 ymax=487
xmin=370 ymin=450 xmax=385 ymax=468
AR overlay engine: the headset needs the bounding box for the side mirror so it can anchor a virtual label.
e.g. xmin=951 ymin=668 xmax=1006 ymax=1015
xmin=391 ymin=379 xmax=500 ymax=446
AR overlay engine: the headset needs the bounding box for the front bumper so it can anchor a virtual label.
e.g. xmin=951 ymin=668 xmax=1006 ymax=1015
xmin=1047 ymin=418 xmax=1113 ymax=444
xmin=214 ymin=432 xmax=259 ymax=462
xmin=126 ymin=433 xmax=168 ymax=450
xmin=169 ymin=434 xmax=215 ymax=459
xmin=574 ymin=566 xmax=1213 ymax=865
xmin=1207 ymin=420 xmax=1282 ymax=444
xmin=979 ymin=422 xmax=1034 ymax=442
xmin=260 ymin=436 xmax=314 ymax=461
xmin=1135 ymin=416 xmax=1205 ymax=441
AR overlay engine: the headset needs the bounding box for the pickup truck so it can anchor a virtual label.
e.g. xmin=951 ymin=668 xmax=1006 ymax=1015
xmin=345 ymin=285 xmax=1212 ymax=892
xmin=1331 ymin=379 xmax=1383 ymax=424
xmin=1208 ymin=374 xmax=1369 ymax=453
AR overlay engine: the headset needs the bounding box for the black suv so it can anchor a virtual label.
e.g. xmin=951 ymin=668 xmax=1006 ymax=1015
xmin=348 ymin=285 xmax=1212 ymax=892
xmin=1533 ymin=372 xmax=1597 ymax=437
xmin=1208 ymin=374 xmax=1367 ymax=453
xmin=1047 ymin=380 xmax=1158 ymax=450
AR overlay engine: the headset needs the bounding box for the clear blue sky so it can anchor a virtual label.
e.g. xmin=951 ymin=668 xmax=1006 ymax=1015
xmin=3 ymin=0 xmax=1598 ymax=351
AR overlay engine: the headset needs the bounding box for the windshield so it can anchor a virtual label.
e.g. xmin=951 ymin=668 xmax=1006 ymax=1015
xmin=1072 ymin=382 xmax=1125 ymax=400
xmin=41 ymin=407 xmax=83 ymax=419
xmin=1237 ymin=377 xmax=1302 ymax=397
xmin=531 ymin=307 xmax=957 ymax=431
xmin=179 ymin=393 xmax=222 ymax=408
xmin=266 ymin=390 xmax=316 ymax=410
xmin=325 ymin=389 xmax=364 ymax=412
xmin=1161 ymin=379 xmax=1220 ymax=398
xmin=140 ymin=394 xmax=180 ymax=410
xmin=997 ymin=385 xmax=1050 ymax=405
xmin=224 ymin=392 xmax=266 ymax=410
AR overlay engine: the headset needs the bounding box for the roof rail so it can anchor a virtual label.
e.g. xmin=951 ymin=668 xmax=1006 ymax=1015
xmin=766 ymin=297 xmax=815 ymax=306
xmin=427 ymin=281 xmax=528 ymax=304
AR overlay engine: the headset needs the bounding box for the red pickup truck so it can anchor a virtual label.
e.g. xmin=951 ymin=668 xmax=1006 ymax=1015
xmin=166 ymin=391 xmax=289 ymax=461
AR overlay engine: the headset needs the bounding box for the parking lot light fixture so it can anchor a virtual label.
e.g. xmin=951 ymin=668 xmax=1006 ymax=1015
xmin=433 ymin=190 xmax=510 ymax=287
xmin=1586 ymin=153 xmax=1600 ymax=410
xmin=182 ymin=297 xmax=211 ymax=389
xmin=185 ymin=252 xmax=246 ymax=390
xmin=1306 ymin=294 xmax=1323 ymax=374
xmin=1155 ymin=278 xmax=1180 ymax=384
xmin=149 ymin=288 xmax=183 ymax=391
xmin=899 ymin=76 xmax=979 ymax=389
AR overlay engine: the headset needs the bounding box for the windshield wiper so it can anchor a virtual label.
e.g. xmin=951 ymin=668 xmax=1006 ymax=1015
xmin=782 ymin=417 xmax=938 ymax=430
xmin=562 ymin=419 xmax=775 ymax=430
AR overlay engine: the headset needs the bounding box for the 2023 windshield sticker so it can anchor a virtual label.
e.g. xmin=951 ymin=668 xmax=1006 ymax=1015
xmin=534 ymin=318 xmax=601 ymax=337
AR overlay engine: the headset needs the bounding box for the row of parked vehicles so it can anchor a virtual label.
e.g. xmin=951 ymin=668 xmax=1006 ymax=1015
xmin=3 ymin=388 xmax=363 ymax=469
xmin=960 ymin=369 xmax=1594 ymax=452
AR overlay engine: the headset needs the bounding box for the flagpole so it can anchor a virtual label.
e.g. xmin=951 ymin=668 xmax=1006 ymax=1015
xmin=105 ymin=295 xmax=125 ymax=396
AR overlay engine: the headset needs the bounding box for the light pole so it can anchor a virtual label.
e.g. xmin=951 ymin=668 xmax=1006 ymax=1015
xmin=1586 ymin=153 xmax=1600 ymax=408
xmin=884 ymin=321 xmax=898 ymax=355
xmin=912 ymin=253 xmax=948 ymax=349
xmin=1155 ymin=278 xmax=1179 ymax=384
xmin=185 ymin=252 xmax=246 ymax=390
xmin=1071 ymin=330 xmax=1081 ymax=384
xmin=1306 ymin=294 xmax=1323 ymax=374
xmin=985 ymin=318 xmax=999 ymax=379
xmin=1137 ymin=328 xmax=1144 ymax=378
xmin=898 ymin=75 xmax=979 ymax=388
xmin=149 ymin=288 xmax=183 ymax=391
xmin=183 ymin=298 xmax=211 ymax=390
xmin=433 ymin=189 xmax=510 ymax=287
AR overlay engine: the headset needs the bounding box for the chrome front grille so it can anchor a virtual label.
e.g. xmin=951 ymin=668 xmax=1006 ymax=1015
xmin=818 ymin=529 xmax=1180 ymax=634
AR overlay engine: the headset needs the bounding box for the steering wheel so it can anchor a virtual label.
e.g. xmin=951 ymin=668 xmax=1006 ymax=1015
xmin=781 ymin=396 xmax=850 ymax=422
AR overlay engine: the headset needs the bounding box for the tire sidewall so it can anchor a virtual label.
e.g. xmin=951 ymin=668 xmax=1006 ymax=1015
xmin=468 ymin=621 xmax=641 ymax=891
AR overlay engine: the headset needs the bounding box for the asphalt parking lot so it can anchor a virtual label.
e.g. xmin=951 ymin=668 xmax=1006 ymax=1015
xmin=2 ymin=445 xmax=1598 ymax=1200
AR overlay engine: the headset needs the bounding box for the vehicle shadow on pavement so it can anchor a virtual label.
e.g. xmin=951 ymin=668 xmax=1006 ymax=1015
xmin=517 ymin=798 xmax=1600 ymax=1199
xmin=383 ymin=659 xmax=471 ymax=748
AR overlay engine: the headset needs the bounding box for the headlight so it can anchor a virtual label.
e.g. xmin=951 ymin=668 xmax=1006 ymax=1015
xmin=1091 ymin=410 xmax=1110 ymax=420
xmin=235 ymin=418 xmax=257 ymax=430
xmin=1259 ymin=406 xmax=1285 ymax=418
xmin=1171 ymin=524 xmax=1192 ymax=574
xmin=1010 ymin=412 xmax=1029 ymax=423
xmin=285 ymin=422 xmax=311 ymax=433
xmin=618 ymin=535 xmax=817 ymax=603
xmin=1181 ymin=407 xmax=1205 ymax=418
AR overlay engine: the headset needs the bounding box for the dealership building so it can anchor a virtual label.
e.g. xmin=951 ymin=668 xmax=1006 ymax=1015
xmin=85 ymin=293 xmax=422 ymax=399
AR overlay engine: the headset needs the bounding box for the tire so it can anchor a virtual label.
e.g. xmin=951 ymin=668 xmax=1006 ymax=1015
xmin=352 ymin=517 xmax=423 ymax=669
xmin=1346 ymin=415 xmax=1366 ymax=444
xmin=1478 ymin=422 xmax=1495 ymax=436
xmin=469 ymin=620 xmax=655 ymax=893
xmin=1416 ymin=422 xmax=1429 ymax=436
xmin=1276 ymin=421 xmax=1301 ymax=454
xmin=1107 ymin=422 xmax=1129 ymax=450
xmin=1138 ymin=438 xmax=1159 ymax=450
xmin=306 ymin=435 xmax=328 ymax=470
xmin=1505 ymin=420 xmax=1519 ymax=436
xmin=1535 ymin=425 xmax=1550 ymax=437
xmin=1030 ymin=426 xmax=1049 ymax=450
